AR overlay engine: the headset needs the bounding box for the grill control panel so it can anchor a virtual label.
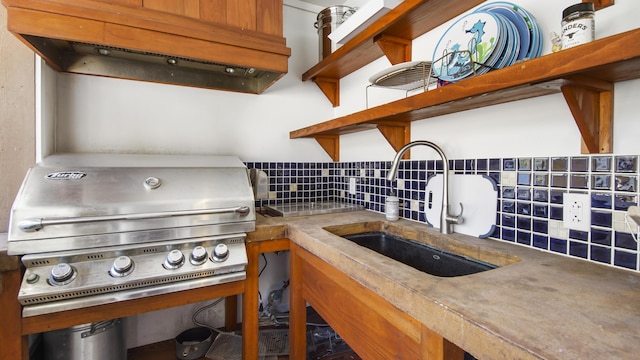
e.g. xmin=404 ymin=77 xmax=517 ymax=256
xmin=17 ymin=234 xmax=247 ymax=316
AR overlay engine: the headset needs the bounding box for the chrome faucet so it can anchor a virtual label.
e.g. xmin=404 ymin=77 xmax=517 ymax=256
xmin=386 ymin=140 xmax=463 ymax=234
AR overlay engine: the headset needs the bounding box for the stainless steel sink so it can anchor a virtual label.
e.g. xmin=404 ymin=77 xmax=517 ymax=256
xmin=342 ymin=231 xmax=496 ymax=277
xmin=325 ymin=221 xmax=519 ymax=277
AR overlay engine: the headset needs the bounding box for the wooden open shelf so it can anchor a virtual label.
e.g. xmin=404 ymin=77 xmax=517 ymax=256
xmin=302 ymin=0 xmax=484 ymax=106
xmin=293 ymin=27 xmax=640 ymax=161
xmin=296 ymin=0 xmax=631 ymax=162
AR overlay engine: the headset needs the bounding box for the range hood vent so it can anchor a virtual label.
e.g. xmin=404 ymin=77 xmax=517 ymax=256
xmin=3 ymin=0 xmax=291 ymax=94
xmin=25 ymin=36 xmax=283 ymax=93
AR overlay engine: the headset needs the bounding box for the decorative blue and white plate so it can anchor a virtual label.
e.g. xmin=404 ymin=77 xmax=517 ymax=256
xmin=475 ymin=2 xmax=543 ymax=60
xmin=432 ymin=12 xmax=502 ymax=82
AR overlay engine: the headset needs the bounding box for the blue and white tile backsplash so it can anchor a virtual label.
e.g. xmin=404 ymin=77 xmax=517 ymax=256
xmin=246 ymin=154 xmax=639 ymax=272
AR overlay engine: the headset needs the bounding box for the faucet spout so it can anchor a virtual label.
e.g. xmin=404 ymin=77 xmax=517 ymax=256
xmin=387 ymin=140 xmax=463 ymax=234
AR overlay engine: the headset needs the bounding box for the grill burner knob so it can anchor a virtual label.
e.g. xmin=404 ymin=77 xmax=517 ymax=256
xmin=110 ymin=256 xmax=134 ymax=277
xmin=190 ymin=246 xmax=208 ymax=265
xmin=50 ymin=263 xmax=76 ymax=285
xmin=164 ymin=249 xmax=185 ymax=269
xmin=211 ymin=243 xmax=229 ymax=262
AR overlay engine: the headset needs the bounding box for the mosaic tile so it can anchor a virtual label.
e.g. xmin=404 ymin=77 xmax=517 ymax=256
xmin=503 ymin=228 xmax=515 ymax=242
xmin=591 ymin=245 xmax=612 ymax=264
xmin=533 ymin=234 xmax=549 ymax=249
xmin=503 ymin=201 xmax=515 ymax=213
xmin=518 ymin=158 xmax=531 ymax=171
xmin=550 ymin=238 xmax=567 ymax=253
xmin=533 ymin=158 xmax=549 ymax=171
xmin=616 ymin=156 xmax=637 ymax=173
xmin=551 ymin=157 xmax=568 ymax=171
xmin=517 ymin=202 xmax=531 ymax=215
xmin=517 ymin=231 xmax=531 ymax=245
xmin=614 ymin=250 xmax=637 ymax=270
xmin=517 ymin=173 xmax=531 ymax=185
xmin=591 ymin=211 xmax=612 ymax=228
xmin=551 ymin=173 xmax=568 ymax=188
xmin=550 ymin=206 xmax=564 ymax=220
xmin=614 ymin=194 xmax=637 ymax=211
xmin=517 ymin=216 xmax=531 ymax=230
xmin=533 ymin=219 xmax=549 ymax=234
xmin=477 ymin=159 xmax=488 ymax=171
xmin=502 ymin=215 xmax=516 ymax=228
xmin=569 ymin=229 xmax=589 ymax=241
xmin=571 ymin=157 xmax=589 ymax=172
xmin=253 ymin=155 xmax=640 ymax=273
xmin=615 ymin=232 xmax=638 ymax=251
xmin=592 ymin=156 xmax=612 ymax=172
xmin=569 ymin=241 xmax=588 ymax=259
xmin=533 ymin=189 xmax=549 ymax=202
xmin=615 ymin=175 xmax=637 ymax=192
xmin=489 ymin=158 xmax=501 ymax=171
xmin=591 ymin=228 xmax=612 ymax=246
xmin=533 ymin=204 xmax=549 ymax=218
xmin=591 ymin=174 xmax=611 ymax=190
xmin=533 ymin=173 xmax=548 ymax=186
xmin=570 ymin=174 xmax=589 ymax=189
xmin=504 ymin=159 xmax=518 ymax=171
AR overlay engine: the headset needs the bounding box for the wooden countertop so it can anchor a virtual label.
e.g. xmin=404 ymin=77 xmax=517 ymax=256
xmin=253 ymin=210 xmax=640 ymax=360
xmin=3 ymin=212 xmax=638 ymax=359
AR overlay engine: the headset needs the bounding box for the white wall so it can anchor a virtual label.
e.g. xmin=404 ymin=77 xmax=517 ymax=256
xmin=52 ymin=2 xmax=334 ymax=163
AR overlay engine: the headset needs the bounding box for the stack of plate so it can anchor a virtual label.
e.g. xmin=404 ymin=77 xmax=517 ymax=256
xmin=432 ymin=2 xmax=542 ymax=82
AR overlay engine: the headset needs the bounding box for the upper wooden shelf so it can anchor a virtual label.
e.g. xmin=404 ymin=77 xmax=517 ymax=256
xmin=302 ymin=0 xmax=485 ymax=80
xmin=302 ymin=0 xmax=484 ymax=106
xmin=293 ymin=27 xmax=640 ymax=161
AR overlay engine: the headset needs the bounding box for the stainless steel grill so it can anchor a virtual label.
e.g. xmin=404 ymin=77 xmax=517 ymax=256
xmin=8 ymin=153 xmax=255 ymax=317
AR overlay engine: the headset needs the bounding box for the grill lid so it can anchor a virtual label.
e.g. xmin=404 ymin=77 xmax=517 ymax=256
xmin=8 ymin=154 xmax=256 ymax=255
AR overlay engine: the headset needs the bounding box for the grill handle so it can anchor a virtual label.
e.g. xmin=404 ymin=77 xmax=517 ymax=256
xmin=18 ymin=206 xmax=251 ymax=232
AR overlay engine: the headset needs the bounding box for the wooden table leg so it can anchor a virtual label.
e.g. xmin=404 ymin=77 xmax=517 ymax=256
xmin=225 ymin=295 xmax=238 ymax=331
xmin=242 ymin=243 xmax=260 ymax=360
xmin=288 ymin=243 xmax=307 ymax=359
xmin=1 ymin=268 xmax=28 ymax=360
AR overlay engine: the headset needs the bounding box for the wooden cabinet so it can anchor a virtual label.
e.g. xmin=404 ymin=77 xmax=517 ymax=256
xmin=2 ymin=0 xmax=290 ymax=93
xmin=293 ymin=0 xmax=638 ymax=161
xmin=289 ymin=243 xmax=465 ymax=360
xmin=95 ymin=0 xmax=283 ymax=36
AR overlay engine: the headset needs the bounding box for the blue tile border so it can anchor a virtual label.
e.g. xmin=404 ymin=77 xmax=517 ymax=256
xmin=247 ymin=154 xmax=640 ymax=272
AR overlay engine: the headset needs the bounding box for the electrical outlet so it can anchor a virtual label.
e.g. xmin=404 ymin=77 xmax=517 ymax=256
xmin=563 ymin=193 xmax=591 ymax=232
xmin=349 ymin=177 xmax=357 ymax=195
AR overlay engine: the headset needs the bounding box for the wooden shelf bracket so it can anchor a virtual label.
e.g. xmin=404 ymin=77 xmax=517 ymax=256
xmin=314 ymin=77 xmax=340 ymax=107
xmin=560 ymin=76 xmax=614 ymax=154
xmin=314 ymin=135 xmax=340 ymax=162
xmin=376 ymin=122 xmax=411 ymax=159
xmin=589 ymin=0 xmax=615 ymax=11
xmin=374 ymin=34 xmax=412 ymax=65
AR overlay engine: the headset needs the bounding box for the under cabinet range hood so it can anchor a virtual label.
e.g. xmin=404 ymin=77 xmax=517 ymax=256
xmin=2 ymin=0 xmax=291 ymax=93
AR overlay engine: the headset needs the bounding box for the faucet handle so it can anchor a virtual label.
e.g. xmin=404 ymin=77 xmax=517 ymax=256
xmin=446 ymin=203 xmax=464 ymax=225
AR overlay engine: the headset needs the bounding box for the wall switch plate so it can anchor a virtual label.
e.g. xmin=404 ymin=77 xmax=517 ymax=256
xmin=563 ymin=193 xmax=591 ymax=232
xmin=349 ymin=177 xmax=357 ymax=195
